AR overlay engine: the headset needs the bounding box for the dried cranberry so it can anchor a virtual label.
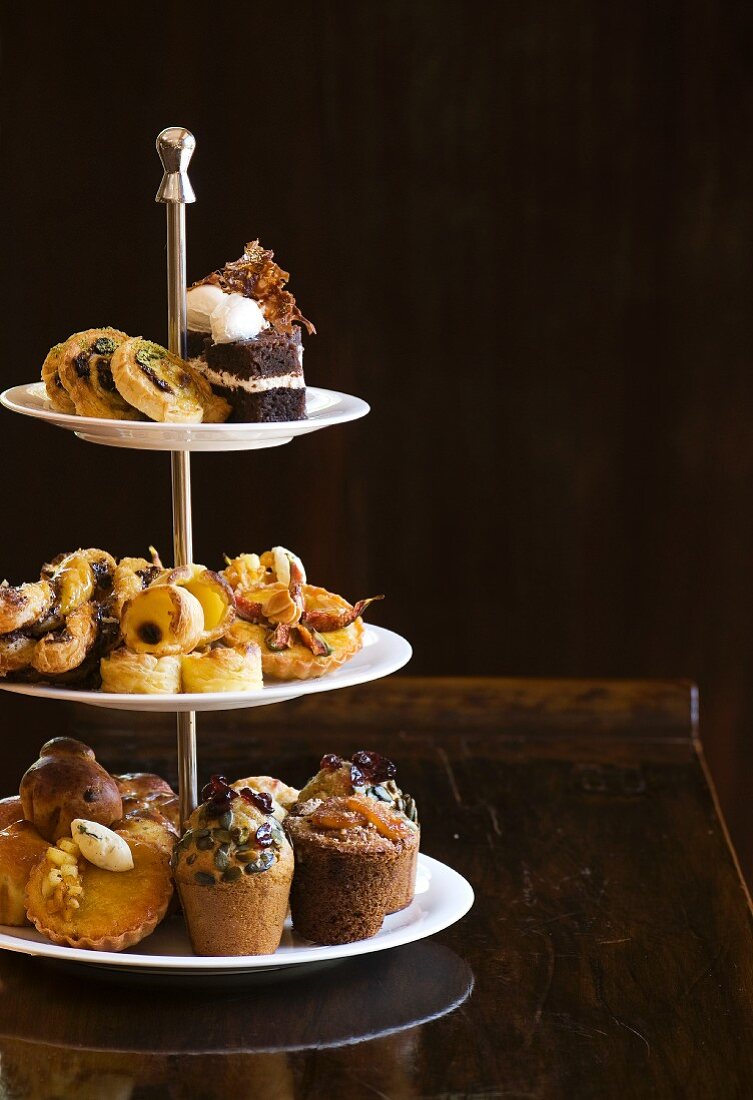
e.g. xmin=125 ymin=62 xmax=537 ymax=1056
xmin=238 ymin=788 xmax=273 ymax=815
xmin=350 ymin=750 xmax=397 ymax=787
xmin=200 ymin=775 xmax=239 ymax=814
xmin=320 ymin=753 xmax=344 ymax=771
xmin=256 ymin=822 xmax=274 ymax=848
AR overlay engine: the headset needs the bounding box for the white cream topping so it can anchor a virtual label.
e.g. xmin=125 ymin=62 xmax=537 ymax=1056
xmin=187 ymin=286 xmax=270 ymax=344
xmin=71 ymin=819 xmax=134 ymax=872
xmin=187 ymin=360 xmax=304 ymax=393
xmin=186 ymin=285 xmax=225 ymax=333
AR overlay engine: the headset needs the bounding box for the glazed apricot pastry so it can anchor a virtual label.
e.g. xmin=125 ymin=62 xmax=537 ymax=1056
xmin=25 ymin=821 xmax=173 ymax=951
xmin=160 ymin=565 xmax=236 ymax=646
xmin=121 ymin=584 xmax=204 ymax=657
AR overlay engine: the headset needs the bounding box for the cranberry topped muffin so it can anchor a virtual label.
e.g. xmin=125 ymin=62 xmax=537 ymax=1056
xmin=294 ymin=750 xmax=420 ymax=913
xmin=285 ymin=792 xmax=419 ymax=944
xmin=172 ymin=775 xmax=293 ymax=956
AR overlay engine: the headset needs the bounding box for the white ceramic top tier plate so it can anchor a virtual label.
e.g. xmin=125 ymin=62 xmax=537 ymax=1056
xmin=0 ymin=855 xmax=473 ymax=977
xmin=0 ymin=383 xmax=369 ymax=451
xmin=0 ymin=625 xmax=411 ymax=712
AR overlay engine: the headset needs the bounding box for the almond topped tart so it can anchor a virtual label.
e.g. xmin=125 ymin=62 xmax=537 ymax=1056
xmin=25 ymin=817 xmax=174 ymax=951
xmin=222 ymin=547 xmax=382 ymax=681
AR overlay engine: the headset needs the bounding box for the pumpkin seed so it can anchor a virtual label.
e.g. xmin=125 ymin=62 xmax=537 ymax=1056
xmin=244 ymin=850 xmax=275 ymax=874
xmin=219 ymin=810 xmax=233 ymax=829
xmin=371 ymin=785 xmax=392 ymax=803
xmin=196 ymin=835 xmax=214 ymax=851
xmin=214 ymin=846 xmax=230 ymax=871
xmin=186 ymin=853 xmax=196 ymax=865
xmin=222 ymin=866 xmax=242 ymax=883
xmin=196 ymin=828 xmax=211 ymax=839
xmin=213 ymin=828 xmax=233 ymax=844
xmin=195 ymin=871 xmax=215 ymax=886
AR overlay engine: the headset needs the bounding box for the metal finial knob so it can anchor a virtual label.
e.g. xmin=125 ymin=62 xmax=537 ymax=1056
xmin=155 ymin=127 xmax=196 ymax=204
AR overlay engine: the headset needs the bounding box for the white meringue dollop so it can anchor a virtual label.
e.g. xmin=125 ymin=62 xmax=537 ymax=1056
xmin=186 ymin=287 xmax=269 ymax=344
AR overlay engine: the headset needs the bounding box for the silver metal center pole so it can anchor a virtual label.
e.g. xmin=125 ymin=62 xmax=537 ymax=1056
xmin=156 ymin=127 xmax=197 ymax=827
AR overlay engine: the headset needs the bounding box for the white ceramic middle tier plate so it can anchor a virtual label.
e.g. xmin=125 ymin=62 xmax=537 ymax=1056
xmin=0 ymin=383 xmax=369 ymax=451
xmin=0 ymin=625 xmax=411 ymax=712
xmin=0 ymin=855 xmax=473 ymax=978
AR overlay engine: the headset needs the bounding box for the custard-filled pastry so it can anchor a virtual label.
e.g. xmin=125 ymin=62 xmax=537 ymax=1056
xmin=25 ymin=823 xmax=173 ymax=951
xmin=120 ymin=584 xmax=204 ymax=657
xmin=0 ymin=821 xmax=49 ymax=925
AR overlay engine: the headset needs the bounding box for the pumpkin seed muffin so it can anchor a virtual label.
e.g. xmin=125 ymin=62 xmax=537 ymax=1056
xmin=172 ymin=775 xmax=293 ymax=956
xmin=285 ymin=792 xmax=419 ymax=944
xmin=294 ymin=750 xmax=420 ymax=913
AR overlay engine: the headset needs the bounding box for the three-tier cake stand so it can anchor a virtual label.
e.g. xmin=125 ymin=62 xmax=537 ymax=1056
xmin=0 ymin=129 xmax=472 ymax=978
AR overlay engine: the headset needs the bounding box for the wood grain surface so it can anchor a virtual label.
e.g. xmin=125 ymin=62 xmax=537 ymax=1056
xmin=0 ymin=677 xmax=751 ymax=1098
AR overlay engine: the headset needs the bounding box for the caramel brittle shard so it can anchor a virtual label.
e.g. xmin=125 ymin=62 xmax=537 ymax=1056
xmin=193 ymin=240 xmax=315 ymax=335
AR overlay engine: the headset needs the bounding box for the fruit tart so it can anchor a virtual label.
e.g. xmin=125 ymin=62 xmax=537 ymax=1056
xmin=222 ymin=548 xmax=382 ymax=681
xmin=173 ymin=775 xmax=293 ymax=956
xmin=25 ymin=818 xmax=173 ymax=950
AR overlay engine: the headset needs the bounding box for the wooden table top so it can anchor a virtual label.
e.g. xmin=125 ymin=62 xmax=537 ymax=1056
xmin=0 ymin=676 xmax=752 ymax=1098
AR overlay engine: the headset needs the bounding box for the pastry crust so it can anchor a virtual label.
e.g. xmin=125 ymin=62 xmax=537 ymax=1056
xmin=0 ymin=579 xmax=53 ymax=634
xmin=41 ymin=342 xmax=76 ymax=413
xmin=57 ymin=328 xmax=142 ymax=420
xmin=0 ymin=631 xmax=37 ymax=676
xmin=181 ymin=643 xmax=262 ymax=693
xmin=100 ymin=649 xmax=182 ymax=694
xmin=111 ymin=337 xmax=231 ymax=424
xmin=114 ymin=772 xmax=179 ymax=831
xmin=226 ymin=585 xmax=364 ymax=681
xmin=25 ymin=836 xmax=173 ymax=951
xmin=31 ymin=602 xmax=99 ymax=677
xmin=0 ymin=796 xmax=23 ymax=830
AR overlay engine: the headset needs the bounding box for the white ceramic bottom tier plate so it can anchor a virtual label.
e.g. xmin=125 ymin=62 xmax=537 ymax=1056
xmin=0 ymin=625 xmax=410 ymax=712
xmin=0 ymin=383 xmax=369 ymax=450
xmin=0 ymin=855 xmax=473 ymax=978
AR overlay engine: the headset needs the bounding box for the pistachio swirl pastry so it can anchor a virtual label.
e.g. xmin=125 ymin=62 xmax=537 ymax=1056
xmin=100 ymin=649 xmax=182 ymax=694
xmin=0 ymin=578 xmax=53 ymax=634
xmin=181 ymin=643 xmax=262 ymax=694
xmin=111 ymin=338 xmax=231 ymax=424
xmin=173 ymin=775 xmax=293 ymax=956
xmin=57 ymin=328 xmax=142 ymax=420
xmin=41 ymin=342 xmax=75 ymax=413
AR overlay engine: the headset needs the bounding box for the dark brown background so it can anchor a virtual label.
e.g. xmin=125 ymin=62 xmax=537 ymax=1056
xmin=2 ymin=3 xmax=753 ymax=872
